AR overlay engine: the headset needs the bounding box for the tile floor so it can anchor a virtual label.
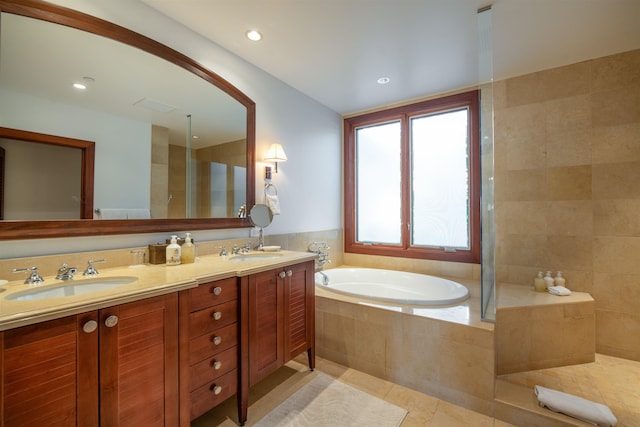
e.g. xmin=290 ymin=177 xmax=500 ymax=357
xmin=192 ymin=355 xmax=517 ymax=427
xmin=499 ymin=353 xmax=640 ymax=427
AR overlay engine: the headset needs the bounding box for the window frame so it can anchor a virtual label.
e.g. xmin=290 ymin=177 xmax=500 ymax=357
xmin=344 ymin=90 xmax=481 ymax=263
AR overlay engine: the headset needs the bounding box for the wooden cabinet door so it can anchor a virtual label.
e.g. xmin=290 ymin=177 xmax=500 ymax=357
xmin=99 ymin=293 xmax=179 ymax=427
xmin=284 ymin=260 xmax=315 ymax=365
xmin=248 ymin=269 xmax=284 ymax=386
xmin=0 ymin=312 xmax=99 ymax=427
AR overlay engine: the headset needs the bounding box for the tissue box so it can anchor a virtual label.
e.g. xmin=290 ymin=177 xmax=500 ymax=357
xmin=148 ymin=243 xmax=167 ymax=264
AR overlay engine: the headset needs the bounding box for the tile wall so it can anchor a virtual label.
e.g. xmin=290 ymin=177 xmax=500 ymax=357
xmin=493 ymin=48 xmax=640 ymax=361
xmin=315 ymin=295 xmax=496 ymax=417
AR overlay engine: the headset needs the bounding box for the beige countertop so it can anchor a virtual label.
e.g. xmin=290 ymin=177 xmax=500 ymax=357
xmin=0 ymin=250 xmax=316 ymax=331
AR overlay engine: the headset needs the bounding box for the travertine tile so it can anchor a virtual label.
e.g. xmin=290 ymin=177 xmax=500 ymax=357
xmin=594 ymin=199 xmax=640 ymax=237
xmin=546 ymin=128 xmax=592 ymax=167
xmin=545 ymin=200 xmax=593 ymax=236
xmin=430 ymin=400 xmax=494 ymax=427
xmin=592 ymin=161 xmax=640 ymax=200
xmin=545 ymin=95 xmax=591 ymax=134
xmin=505 ymin=72 xmax=546 ymax=107
xmin=501 ymin=201 xmax=548 ymax=235
xmin=591 ymin=123 xmax=640 ymax=164
xmin=547 ymin=165 xmax=592 ymax=200
xmin=591 ymin=49 xmax=640 ymax=91
xmin=591 ymin=86 xmax=640 ymax=128
xmin=542 ymin=60 xmax=592 ymax=100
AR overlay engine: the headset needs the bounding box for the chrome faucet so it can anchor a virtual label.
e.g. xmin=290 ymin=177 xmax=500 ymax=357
xmin=308 ymin=241 xmax=331 ymax=271
xmin=12 ymin=266 xmax=44 ymax=284
xmin=83 ymin=259 xmax=105 ymax=276
xmin=219 ymin=246 xmax=228 ymax=256
xmin=56 ymin=263 xmax=77 ymax=280
xmin=318 ymin=271 xmax=329 ymax=286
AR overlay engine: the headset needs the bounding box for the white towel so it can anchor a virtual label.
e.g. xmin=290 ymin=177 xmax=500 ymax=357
xmin=97 ymin=208 xmax=128 ymax=219
xmin=534 ymin=385 xmax=617 ymax=427
xmin=548 ymin=286 xmax=572 ymax=296
xmin=265 ymin=193 xmax=281 ymax=215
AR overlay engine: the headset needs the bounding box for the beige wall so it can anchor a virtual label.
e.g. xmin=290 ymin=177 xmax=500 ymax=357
xmin=494 ymin=48 xmax=640 ymax=360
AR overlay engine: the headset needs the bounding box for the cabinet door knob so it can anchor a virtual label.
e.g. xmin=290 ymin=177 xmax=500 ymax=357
xmin=213 ymin=360 xmax=222 ymax=370
xmin=211 ymin=385 xmax=222 ymax=395
xmin=212 ymin=336 xmax=222 ymax=345
xmin=279 ymin=271 xmax=286 ymax=279
xmin=104 ymin=315 xmax=118 ymax=328
xmin=212 ymin=311 xmax=222 ymax=320
xmin=212 ymin=286 xmax=222 ymax=295
xmin=286 ymin=270 xmax=293 ymax=277
xmin=82 ymin=320 xmax=98 ymax=333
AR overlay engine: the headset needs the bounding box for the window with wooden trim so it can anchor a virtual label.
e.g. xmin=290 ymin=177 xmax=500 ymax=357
xmin=344 ymin=90 xmax=480 ymax=263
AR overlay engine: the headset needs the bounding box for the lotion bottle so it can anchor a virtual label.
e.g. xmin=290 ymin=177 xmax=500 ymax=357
xmin=534 ymin=271 xmax=546 ymax=292
xmin=181 ymin=233 xmax=195 ymax=264
xmin=166 ymin=235 xmax=181 ymax=266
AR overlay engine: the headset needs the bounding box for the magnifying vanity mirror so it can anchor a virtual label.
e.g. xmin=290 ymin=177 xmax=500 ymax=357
xmin=0 ymin=0 xmax=255 ymax=239
xmin=248 ymin=204 xmax=273 ymax=250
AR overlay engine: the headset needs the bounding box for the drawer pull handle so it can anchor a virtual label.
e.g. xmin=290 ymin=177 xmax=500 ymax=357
xmin=104 ymin=315 xmax=118 ymax=328
xmin=211 ymin=385 xmax=222 ymax=395
xmin=212 ymin=336 xmax=222 ymax=345
xmin=279 ymin=271 xmax=286 ymax=279
xmin=212 ymin=311 xmax=222 ymax=320
xmin=212 ymin=286 xmax=222 ymax=296
xmin=83 ymin=320 xmax=98 ymax=333
xmin=286 ymin=270 xmax=293 ymax=277
xmin=213 ymin=360 xmax=222 ymax=370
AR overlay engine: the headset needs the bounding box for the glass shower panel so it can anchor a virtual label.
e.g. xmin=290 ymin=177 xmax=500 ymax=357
xmin=478 ymin=5 xmax=496 ymax=321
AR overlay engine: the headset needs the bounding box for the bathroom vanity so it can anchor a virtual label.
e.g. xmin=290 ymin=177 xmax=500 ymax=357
xmin=0 ymin=251 xmax=316 ymax=426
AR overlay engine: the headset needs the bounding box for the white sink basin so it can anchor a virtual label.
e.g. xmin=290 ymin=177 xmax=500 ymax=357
xmin=230 ymin=252 xmax=284 ymax=262
xmin=5 ymin=276 xmax=138 ymax=301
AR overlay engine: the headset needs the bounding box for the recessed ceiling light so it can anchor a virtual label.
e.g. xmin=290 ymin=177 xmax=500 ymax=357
xmin=377 ymin=77 xmax=391 ymax=85
xmin=72 ymin=76 xmax=95 ymax=90
xmin=246 ymin=30 xmax=262 ymax=41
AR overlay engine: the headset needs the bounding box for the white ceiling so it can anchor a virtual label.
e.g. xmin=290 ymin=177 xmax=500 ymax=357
xmin=140 ymin=0 xmax=640 ymax=115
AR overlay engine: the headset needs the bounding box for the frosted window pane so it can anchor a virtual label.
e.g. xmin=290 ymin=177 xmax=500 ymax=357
xmin=411 ymin=109 xmax=470 ymax=249
xmin=355 ymin=122 xmax=401 ymax=244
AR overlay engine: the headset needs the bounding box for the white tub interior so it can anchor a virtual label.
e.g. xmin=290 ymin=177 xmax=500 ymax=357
xmin=316 ymin=267 xmax=469 ymax=306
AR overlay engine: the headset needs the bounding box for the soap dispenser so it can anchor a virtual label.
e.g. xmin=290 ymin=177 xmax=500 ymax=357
xmin=534 ymin=271 xmax=546 ymax=292
xmin=166 ymin=235 xmax=181 ymax=266
xmin=181 ymin=233 xmax=195 ymax=264
xmin=554 ymin=271 xmax=566 ymax=287
xmin=543 ymin=271 xmax=554 ymax=289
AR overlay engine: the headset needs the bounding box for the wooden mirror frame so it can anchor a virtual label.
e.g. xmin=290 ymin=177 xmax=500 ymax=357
xmin=0 ymin=0 xmax=256 ymax=240
xmin=0 ymin=127 xmax=96 ymax=220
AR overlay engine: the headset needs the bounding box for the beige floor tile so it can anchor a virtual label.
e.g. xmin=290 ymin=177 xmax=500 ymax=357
xmin=429 ymin=400 xmax=494 ymax=427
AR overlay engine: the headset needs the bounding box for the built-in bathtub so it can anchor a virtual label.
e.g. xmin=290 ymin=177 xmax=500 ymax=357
xmin=313 ymin=266 xmax=495 ymax=417
xmin=315 ymin=267 xmax=469 ymax=306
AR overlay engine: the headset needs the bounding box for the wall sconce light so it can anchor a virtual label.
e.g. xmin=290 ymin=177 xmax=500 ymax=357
xmin=264 ymin=143 xmax=287 ymax=173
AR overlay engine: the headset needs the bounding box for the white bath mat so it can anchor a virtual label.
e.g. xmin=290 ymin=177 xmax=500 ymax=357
xmin=254 ymin=372 xmax=407 ymax=427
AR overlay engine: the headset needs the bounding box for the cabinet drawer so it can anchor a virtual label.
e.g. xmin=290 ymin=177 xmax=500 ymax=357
xmin=190 ymin=278 xmax=238 ymax=312
xmin=190 ymin=346 xmax=238 ymax=391
xmin=189 ymin=300 xmax=238 ymax=337
xmin=189 ymin=369 xmax=238 ymax=421
xmin=190 ymin=322 xmax=238 ymax=365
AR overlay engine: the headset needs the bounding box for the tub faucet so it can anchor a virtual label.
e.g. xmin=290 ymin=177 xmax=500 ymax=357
xmin=318 ymin=271 xmax=329 ymax=286
xmin=308 ymin=241 xmax=331 ymax=271
xmin=56 ymin=263 xmax=77 ymax=280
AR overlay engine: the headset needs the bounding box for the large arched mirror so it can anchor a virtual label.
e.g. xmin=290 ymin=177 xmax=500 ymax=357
xmin=0 ymin=0 xmax=255 ymax=239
